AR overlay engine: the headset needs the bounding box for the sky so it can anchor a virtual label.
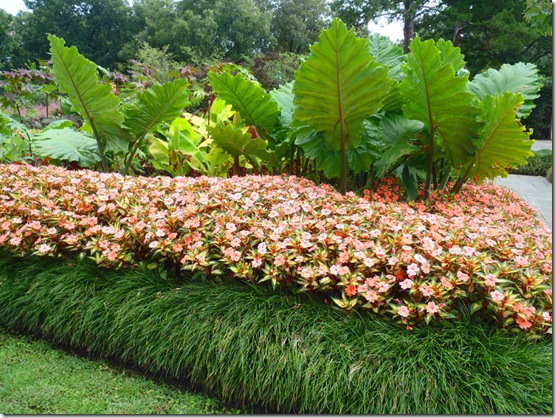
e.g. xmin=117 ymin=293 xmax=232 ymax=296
xmin=368 ymin=17 xmax=404 ymax=42
xmin=0 ymin=0 xmax=404 ymax=42
xmin=0 ymin=0 xmax=27 ymax=15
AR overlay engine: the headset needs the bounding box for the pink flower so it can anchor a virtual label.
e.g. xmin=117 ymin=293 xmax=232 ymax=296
xmin=490 ymin=290 xmax=505 ymax=302
xmin=426 ymin=302 xmax=439 ymax=314
xmin=484 ymin=274 xmax=498 ymax=287
xmin=543 ymin=312 xmax=552 ymax=322
xmin=400 ymin=279 xmax=413 ymax=290
xmin=37 ymin=244 xmax=51 ymax=254
xmin=252 ymin=257 xmax=263 ymax=268
xmin=257 ymin=242 xmax=267 ymax=255
xmin=397 ymin=305 xmax=410 ymax=318
xmin=274 ymin=254 xmax=286 ymax=267
xmin=419 ymin=283 xmax=433 ymax=297
xmin=365 ymin=290 xmax=378 ymax=303
xmin=407 ymin=263 xmax=420 ymax=278
xmin=456 ymin=271 xmax=469 ymax=282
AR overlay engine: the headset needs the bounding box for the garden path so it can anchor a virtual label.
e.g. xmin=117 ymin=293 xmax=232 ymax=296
xmin=493 ymin=140 xmax=553 ymax=230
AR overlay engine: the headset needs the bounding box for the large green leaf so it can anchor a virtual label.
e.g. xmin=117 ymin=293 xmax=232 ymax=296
xmin=123 ymin=79 xmax=190 ymax=141
xmin=208 ymin=122 xmax=278 ymax=168
xmin=373 ymin=114 xmax=424 ymax=178
xmin=208 ymin=71 xmax=279 ymax=142
xmin=33 ymin=128 xmax=101 ymax=167
xmin=293 ymin=18 xmax=391 ymax=152
xmin=270 ymin=81 xmax=294 ymax=129
xmin=294 ymin=122 xmax=380 ymax=178
xmin=436 ymin=39 xmax=466 ymax=73
xmin=368 ymin=33 xmax=405 ymax=81
xmin=466 ymin=62 xmax=541 ymax=119
xmin=460 ymin=92 xmax=533 ymax=182
xmin=48 ymin=35 xmax=130 ymax=159
xmin=400 ymin=37 xmax=482 ymax=170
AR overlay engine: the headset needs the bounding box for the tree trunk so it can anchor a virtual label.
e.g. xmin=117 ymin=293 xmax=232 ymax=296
xmin=452 ymin=22 xmax=465 ymax=46
xmin=402 ymin=0 xmax=416 ymax=53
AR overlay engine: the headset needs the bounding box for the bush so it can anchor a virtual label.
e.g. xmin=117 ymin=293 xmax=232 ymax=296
xmin=0 ymin=251 xmax=551 ymax=414
xmin=547 ymin=166 xmax=553 ymax=182
xmin=509 ymin=149 xmax=552 ymax=176
xmin=0 ymin=163 xmax=551 ymax=335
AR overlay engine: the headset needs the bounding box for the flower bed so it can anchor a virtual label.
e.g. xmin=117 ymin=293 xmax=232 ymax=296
xmin=0 ymin=163 xmax=552 ymax=334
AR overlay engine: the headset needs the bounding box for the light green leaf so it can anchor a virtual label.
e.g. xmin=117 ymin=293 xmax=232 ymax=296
xmin=33 ymin=127 xmax=101 ymax=167
xmin=466 ymin=62 xmax=541 ymax=119
xmin=293 ymin=18 xmax=391 ymax=151
xmin=436 ymin=39 xmax=466 ymax=73
xmin=461 ymin=92 xmax=534 ymax=181
xmin=208 ymin=122 xmax=278 ymax=168
xmin=270 ymin=81 xmax=294 ymax=129
xmin=400 ymin=37 xmax=483 ymax=170
xmin=123 ymin=79 xmax=190 ymax=141
xmin=368 ymin=33 xmax=405 ymax=81
xmin=208 ymin=71 xmax=279 ymax=142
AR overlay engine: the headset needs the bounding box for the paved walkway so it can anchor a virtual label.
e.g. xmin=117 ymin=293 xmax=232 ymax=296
xmin=493 ymin=140 xmax=553 ymax=230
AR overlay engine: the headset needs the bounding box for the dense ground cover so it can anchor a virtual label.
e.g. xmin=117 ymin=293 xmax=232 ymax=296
xmin=0 ymin=163 xmax=552 ymax=334
xmin=0 ymin=251 xmax=551 ymax=414
xmin=0 ymin=328 xmax=236 ymax=414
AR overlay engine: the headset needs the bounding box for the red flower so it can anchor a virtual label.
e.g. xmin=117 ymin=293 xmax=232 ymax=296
xmin=346 ymin=285 xmax=357 ymax=297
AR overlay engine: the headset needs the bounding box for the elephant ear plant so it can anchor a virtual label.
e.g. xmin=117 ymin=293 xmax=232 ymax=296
xmin=47 ymin=34 xmax=191 ymax=174
xmin=292 ymin=18 xmax=392 ymax=195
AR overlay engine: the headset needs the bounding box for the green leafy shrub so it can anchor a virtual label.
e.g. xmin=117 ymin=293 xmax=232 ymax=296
xmin=0 ymin=251 xmax=551 ymax=414
xmin=0 ymin=163 xmax=551 ymax=335
xmin=546 ymin=166 xmax=552 ymax=182
xmin=509 ymin=148 xmax=552 ymax=176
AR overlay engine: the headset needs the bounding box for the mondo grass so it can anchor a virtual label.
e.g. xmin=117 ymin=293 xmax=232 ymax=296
xmin=0 ymin=328 xmax=235 ymax=414
xmin=0 ymin=251 xmax=551 ymax=414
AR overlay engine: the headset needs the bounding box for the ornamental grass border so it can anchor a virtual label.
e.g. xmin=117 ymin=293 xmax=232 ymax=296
xmin=0 ymin=250 xmax=551 ymax=414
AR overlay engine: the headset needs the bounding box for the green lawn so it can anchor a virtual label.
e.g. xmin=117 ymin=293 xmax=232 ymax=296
xmin=0 ymin=328 xmax=238 ymax=414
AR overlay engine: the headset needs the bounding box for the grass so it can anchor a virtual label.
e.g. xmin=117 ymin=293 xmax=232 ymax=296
xmin=0 ymin=250 xmax=552 ymax=414
xmin=0 ymin=328 xmax=239 ymax=414
xmin=509 ymin=149 xmax=553 ymax=177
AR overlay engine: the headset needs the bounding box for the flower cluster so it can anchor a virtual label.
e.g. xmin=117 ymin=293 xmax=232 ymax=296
xmin=0 ymin=163 xmax=551 ymax=335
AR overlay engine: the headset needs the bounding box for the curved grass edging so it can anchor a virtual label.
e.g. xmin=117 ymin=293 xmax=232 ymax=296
xmin=0 ymin=251 xmax=552 ymax=414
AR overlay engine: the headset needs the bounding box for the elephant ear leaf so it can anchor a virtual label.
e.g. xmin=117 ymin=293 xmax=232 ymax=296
xmin=48 ymin=34 xmax=129 ymax=156
xmin=293 ymin=18 xmax=391 ymax=152
xmin=208 ymin=71 xmax=279 ymax=143
xmin=368 ymin=33 xmax=405 ymax=81
xmin=123 ymin=79 xmax=190 ymax=141
xmin=459 ymin=92 xmax=533 ymax=182
xmin=466 ymin=62 xmax=541 ymax=119
xmin=33 ymin=127 xmax=101 ymax=167
xmin=400 ymin=37 xmax=482 ymax=170
xmin=208 ymin=123 xmax=278 ymax=168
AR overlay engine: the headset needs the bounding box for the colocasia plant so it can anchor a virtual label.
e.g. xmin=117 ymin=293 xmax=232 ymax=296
xmin=0 ymin=163 xmax=551 ymax=336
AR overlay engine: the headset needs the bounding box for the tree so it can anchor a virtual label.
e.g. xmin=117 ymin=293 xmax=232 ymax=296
xmin=416 ymin=0 xmax=552 ymax=76
xmin=271 ymin=0 xmax=331 ymax=53
xmin=0 ymin=10 xmax=18 ymax=69
xmin=176 ymin=0 xmax=274 ymax=62
xmin=16 ymin=0 xmax=134 ymax=69
xmin=330 ymin=0 xmax=435 ymax=52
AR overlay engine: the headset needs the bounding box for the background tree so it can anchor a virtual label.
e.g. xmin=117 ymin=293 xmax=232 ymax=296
xmin=16 ymin=0 xmax=133 ymax=69
xmin=330 ymin=0 xmax=435 ymax=51
xmin=271 ymin=0 xmax=331 ymax=53
xmin=0 ymin=10 xmax=18 ymax=69
xmin=176 ymin=0 xmax=273 ymax=62
xmin=416 ymin=0 xmax=552 ymax=140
